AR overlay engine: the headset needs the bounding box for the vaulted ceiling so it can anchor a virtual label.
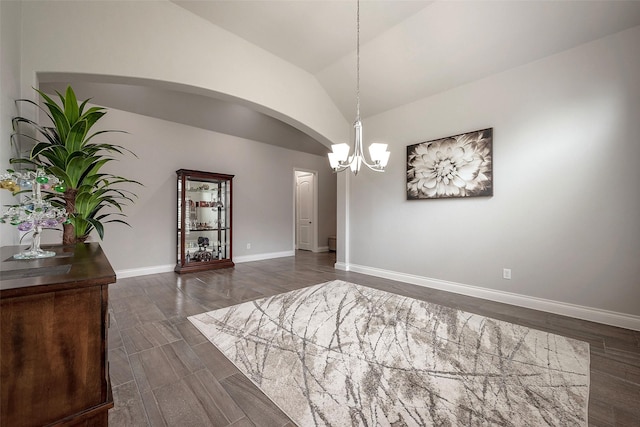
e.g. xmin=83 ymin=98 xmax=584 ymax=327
xmin=171 ymin=0 xmax=640 ymax=119
xmin=41 ymin=1 xmax=640 ymax=154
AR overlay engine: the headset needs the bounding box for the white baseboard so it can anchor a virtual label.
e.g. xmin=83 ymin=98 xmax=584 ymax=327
xmin=334 ymin=262 xmax=349 ymax=271
xmin=234 ymin=250 xmax=295 ymax=264
xmin=345 ymin=263 xmax=640 ymax=332
xmin=116 ymin=264 xmax=175 ymax=279
xmin=115 ymin=251 xmax=295 ymax=278
xmin=314 ymin=246 xmax=329 ymax=253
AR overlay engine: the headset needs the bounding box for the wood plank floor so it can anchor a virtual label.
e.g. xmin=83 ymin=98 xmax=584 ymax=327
xmin=107 ymin=251 xmax=640 ymax=426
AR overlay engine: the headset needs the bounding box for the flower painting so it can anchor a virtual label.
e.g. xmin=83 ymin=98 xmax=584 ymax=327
xmin=407 ymin=128 xmax=493 ymax=199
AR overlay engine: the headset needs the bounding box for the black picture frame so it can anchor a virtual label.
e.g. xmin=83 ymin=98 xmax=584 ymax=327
xmin=406 ymin=128 xmax=493 ymax=200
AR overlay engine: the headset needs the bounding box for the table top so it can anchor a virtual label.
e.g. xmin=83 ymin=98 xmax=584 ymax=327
xmin=0 ymin=243 xmax=116 ymax=299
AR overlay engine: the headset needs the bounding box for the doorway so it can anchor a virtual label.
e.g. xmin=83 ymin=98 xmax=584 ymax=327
xmin=294 ymin=170 xmax=317 ymax=251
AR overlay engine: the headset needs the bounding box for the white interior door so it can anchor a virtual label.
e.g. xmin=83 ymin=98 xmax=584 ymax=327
xmin=296 ymin=172 xmax=314 ymax=251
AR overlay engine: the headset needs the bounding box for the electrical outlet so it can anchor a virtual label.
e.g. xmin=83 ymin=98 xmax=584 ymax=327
xmin=247 ymin=243 xmax=251 ymax=250
xmin=503 ymin=268 xmax=512 ymax=280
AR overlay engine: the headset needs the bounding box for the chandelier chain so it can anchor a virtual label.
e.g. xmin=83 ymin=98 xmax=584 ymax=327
xmin=356 ymin=0 xmax=360 ymax=121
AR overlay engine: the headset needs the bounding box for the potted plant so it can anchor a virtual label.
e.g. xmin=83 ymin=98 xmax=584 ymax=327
xmin=10 ymin=86 xmax=140 ymax=244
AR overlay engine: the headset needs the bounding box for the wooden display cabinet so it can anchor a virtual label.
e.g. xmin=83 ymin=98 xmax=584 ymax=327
xmin=176 ymin=169 xmax=234 ymax=273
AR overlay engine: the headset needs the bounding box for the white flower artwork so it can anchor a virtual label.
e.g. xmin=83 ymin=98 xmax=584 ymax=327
xmin=407 ymin=128 xmax=493 ymax=199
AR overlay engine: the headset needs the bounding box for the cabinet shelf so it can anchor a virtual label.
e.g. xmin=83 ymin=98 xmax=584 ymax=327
xmin=176 ymin=169 xmax=234 ymax=273
xmin=179 ymin=227 xmax=230 ymax=232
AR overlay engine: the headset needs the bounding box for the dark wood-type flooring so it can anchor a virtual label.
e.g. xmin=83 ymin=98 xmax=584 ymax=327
xmin=107 ymin=251 xmax=640 ymax=426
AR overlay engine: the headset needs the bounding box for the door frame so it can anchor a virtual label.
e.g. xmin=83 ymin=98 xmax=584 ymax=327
xmin=293 ymin=168 xmax=318 ymax=252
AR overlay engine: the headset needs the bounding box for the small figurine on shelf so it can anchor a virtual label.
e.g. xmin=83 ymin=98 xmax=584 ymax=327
xmin=191 ymin=236 xmax=212 ymax=262
xmin=0 ymin=169 xmax=67 ymax=259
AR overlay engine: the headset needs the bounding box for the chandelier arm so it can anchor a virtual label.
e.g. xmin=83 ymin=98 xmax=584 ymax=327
xmin=331 ymin=163 xmax=385 ymax=173
xmin=332 ymin=156 xmax=385 ymax=172
xmin=332 ymin=162 xmax=353 ymax=173
xmin=358 ymin=157 xmax=386 ymax=171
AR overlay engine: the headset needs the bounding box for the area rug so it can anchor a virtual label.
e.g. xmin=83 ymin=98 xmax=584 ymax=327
xmin=188 ymin=280 xmax=590 ymax=426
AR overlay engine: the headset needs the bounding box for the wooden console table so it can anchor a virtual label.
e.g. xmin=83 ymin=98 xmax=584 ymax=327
xmin=1 ymin=243 xmax=115 ymax=427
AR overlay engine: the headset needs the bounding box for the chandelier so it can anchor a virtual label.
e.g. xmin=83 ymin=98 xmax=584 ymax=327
xmin=328 ymin=0 xmax=390 ymax=175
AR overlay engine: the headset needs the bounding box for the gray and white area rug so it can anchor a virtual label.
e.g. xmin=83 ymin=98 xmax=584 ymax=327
xmin=188 ymin=280 xmax=590 ymax=426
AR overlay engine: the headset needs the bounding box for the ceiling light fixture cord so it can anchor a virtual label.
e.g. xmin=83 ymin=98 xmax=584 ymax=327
xmin=356 ymin=0 xmax=360 ymax=123
xmin=327 ymin=0 xmax=390 ymax=175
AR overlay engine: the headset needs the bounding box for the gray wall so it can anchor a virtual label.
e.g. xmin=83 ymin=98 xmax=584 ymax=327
xmin=79 ymin=108 xmax=337 ymax=274
xmin=345 ymin=25 xmax=640 ymax=319
xmin=0 ymin=1 xmax=21 ymax=246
